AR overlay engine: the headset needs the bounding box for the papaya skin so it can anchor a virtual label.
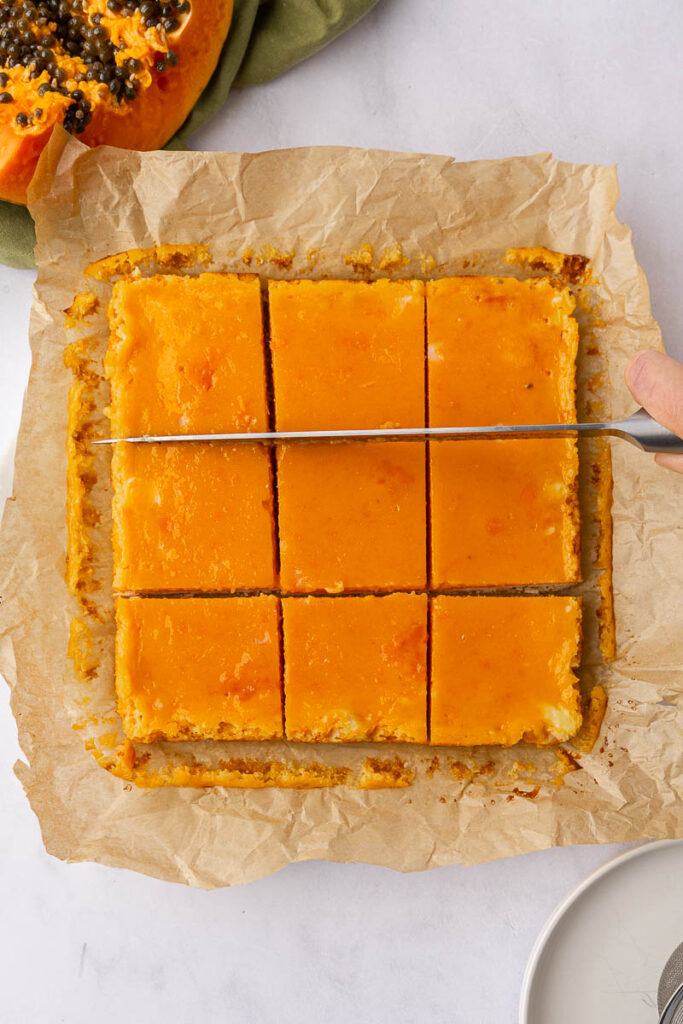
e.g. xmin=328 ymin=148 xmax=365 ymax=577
xmin=0 ymin=0 xmax=233 ymax=206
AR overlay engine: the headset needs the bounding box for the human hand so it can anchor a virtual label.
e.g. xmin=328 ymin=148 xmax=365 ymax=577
xmin=625 ymin=350 xmax=683 ymax=475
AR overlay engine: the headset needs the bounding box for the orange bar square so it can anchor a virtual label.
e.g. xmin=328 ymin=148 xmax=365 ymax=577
xmin=115 ymin=596 xmax=283 ymax=742
xmin=111 ymin=443 xmax=277 ymax=592
xmin=430 ymin=438 xmax=579 ymax=587
xmin=283 ymin=594 xmax=428 ymax=743
xmin=268 ymin=279 xmax=426 ymax=430
xmin=427 ymin=276 xmax=578 ymax=427
xmin=430 ymin=595 xmax=582 ymax=746
xmin=106 ymin=272 xmax=268 ymax=436
xmin=277 ymin=442 xmax=426 ymax=592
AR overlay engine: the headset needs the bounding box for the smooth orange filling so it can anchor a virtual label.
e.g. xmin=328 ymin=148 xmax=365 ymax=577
xmin=430 ymin=438 xmax=579 ymax=587
xmin=105 ymin=272 xmax=268 ymax=436
xmin=112 ymin=442 xmax=276 ymax=592
xmin=268 ymin=278 xmax=426 ymax=430
xmin=283 ymin=594 xmax=428 ymax=743
xmin=269 ymin=277 xmax=428 ymax=594
xmin=427 ymin=276 xmax=578 ymax=427
xmin=430 ymin=595 xmax=582 ymax=746
xmin=277 ymin=442 xmax=426 ymax=592
xmin=427 ymin=276 xmax=580 ymax=586
xmin=102 ymin=272 xmax=585 ymax=751
xmin=115 ymin=596 xmax=283 ymax=742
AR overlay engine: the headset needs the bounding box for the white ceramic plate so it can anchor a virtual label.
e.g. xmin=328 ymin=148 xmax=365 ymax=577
xmin=520 ymin=840 xmax=683 ymax=1024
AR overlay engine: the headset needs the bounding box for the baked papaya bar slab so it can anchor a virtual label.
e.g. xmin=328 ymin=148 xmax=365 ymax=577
xmin=1 ymin=134 xmax=679 ymax=887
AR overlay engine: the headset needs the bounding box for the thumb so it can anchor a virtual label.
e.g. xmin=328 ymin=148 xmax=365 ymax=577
xmin=624 ymin=349 xmax=683 ymax=438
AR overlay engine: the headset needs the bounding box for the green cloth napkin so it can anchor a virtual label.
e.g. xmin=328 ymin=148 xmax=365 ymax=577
xmin=0 ymin=0 xmax=378 ymax=269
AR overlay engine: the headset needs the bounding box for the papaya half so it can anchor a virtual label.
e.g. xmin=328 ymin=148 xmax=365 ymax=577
xmin=0 ymin=0 xmax=234 ymax=205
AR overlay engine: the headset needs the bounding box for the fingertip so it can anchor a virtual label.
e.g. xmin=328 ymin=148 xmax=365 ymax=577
xmin=624 ymin=349 xmax=656 ymax=396
xmin=654 ymin=452 xmax=683 ymax=476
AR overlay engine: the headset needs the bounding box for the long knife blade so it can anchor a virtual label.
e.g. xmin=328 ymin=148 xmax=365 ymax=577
xmin=94 ymin=422 xmax=608 ymax=445
xmin=91 ymin=409 xmax=682 ymax=454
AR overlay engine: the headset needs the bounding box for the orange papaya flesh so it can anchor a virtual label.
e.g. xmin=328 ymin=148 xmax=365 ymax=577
xmin=0 ymin=0 xmax=233 ymax=205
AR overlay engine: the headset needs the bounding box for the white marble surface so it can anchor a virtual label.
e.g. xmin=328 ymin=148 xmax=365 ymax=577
xmin=2 ymin=1 xmax=682 ymax=1020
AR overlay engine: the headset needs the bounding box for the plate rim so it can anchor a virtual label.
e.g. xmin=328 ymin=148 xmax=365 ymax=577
xmin=518 ymin=839 xmax=683 ymax=1024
